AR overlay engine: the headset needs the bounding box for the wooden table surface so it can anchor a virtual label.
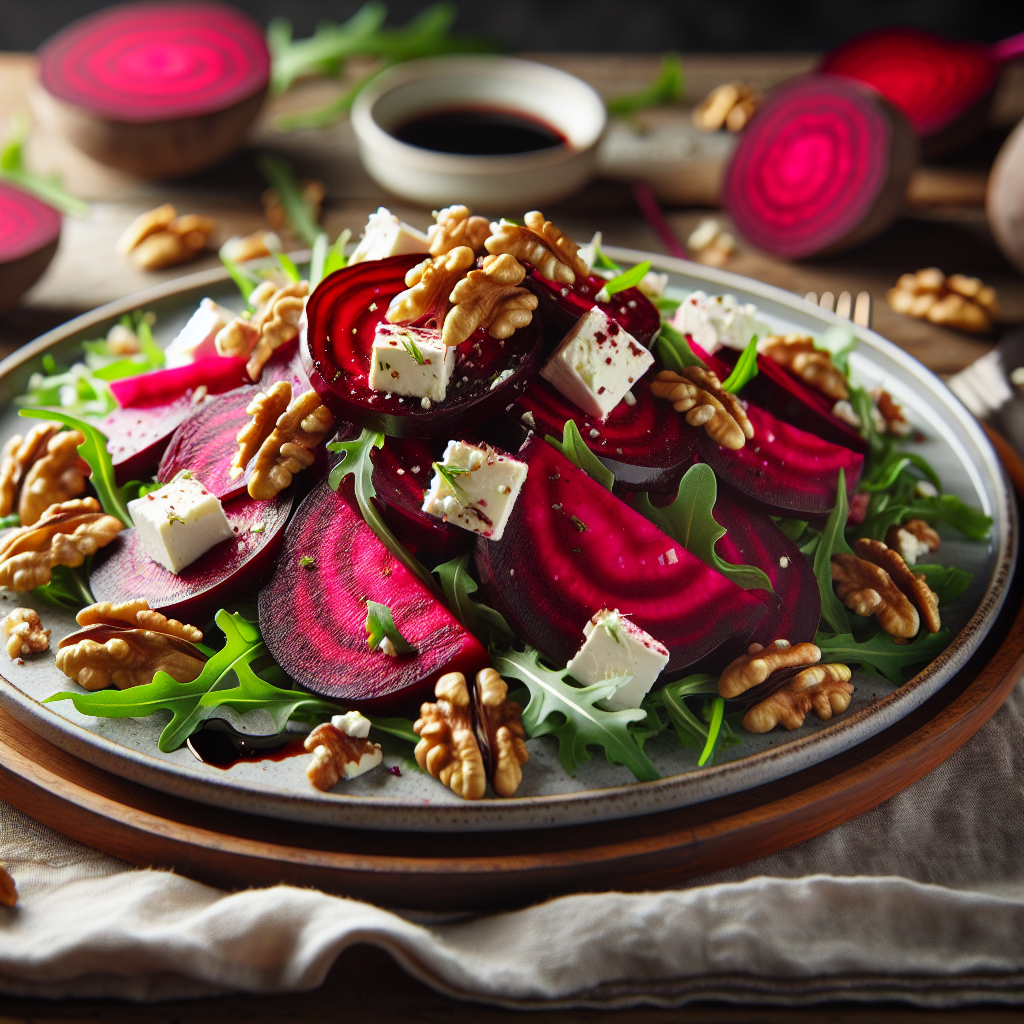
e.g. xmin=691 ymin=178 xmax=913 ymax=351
xmin=0 ymin=50 xmax=1022 ymax=1023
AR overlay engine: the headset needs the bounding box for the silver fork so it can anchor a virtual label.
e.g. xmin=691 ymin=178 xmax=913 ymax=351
xmin=803 ymin=290 xmax=873 ymax=329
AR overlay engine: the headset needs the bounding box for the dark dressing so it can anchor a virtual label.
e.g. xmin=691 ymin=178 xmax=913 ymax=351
xmin=187 ymin=718 xmax=307 ymax=769
xmin=392 ymin=107 xmax=566 ymax=155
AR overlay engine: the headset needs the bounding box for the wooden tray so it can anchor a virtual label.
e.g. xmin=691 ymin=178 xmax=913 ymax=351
xmin=2 ymin=471 xmax=1021 ymax=910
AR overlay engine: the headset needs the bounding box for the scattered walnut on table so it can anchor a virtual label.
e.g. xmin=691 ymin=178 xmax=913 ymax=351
xmin=686 ymin=219 xmax=737 ymax=267
xmin=886 ymin=268 xmax=999 ymax=334
xmin=428 ymin=205 xmax=490 ymax=256
xmin=743 ymin=663 xmax=854 ymax=733
xmin=220 ymin=229 xmax=281 ymax=264
xmin=853 ymin=538 xmax=941 ymax=634
xmin=386 ymin=246 xmax=476 ymax=327
xmin=18 ymin=429 xmax=89 ymax=527
xmin=441 ymin=254 xmax=539 ymax=347
xmin=2 ymin=607 xmax=50 ymax=659
xmin=885 ymin=519 xmax=941 ymax=566
xmin=484 ymin=211 xmax=589 ymax=285
xmin=118 ymin=205 xmax=216 ymax=271
xmin=693 ymin=83 xmax=760 ymax=132
xmin=650 ymin=367 xmax=754 ymax=450
xmin=758 ymin=334 xmax=849 ymax=401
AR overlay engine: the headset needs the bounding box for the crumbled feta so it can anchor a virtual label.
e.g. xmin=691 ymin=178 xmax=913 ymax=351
xmin=890 ymin=527 xmax=933 ymax=566
xmin=567 ymin=608 xmax=670 ymax=711
xmin=671 ymin=290 xmax=763 ymax=354
xmin=576 ymin=231 xmax=601 ymax=275
xmin=540 ymin=307 xmax=654 ymax=419
xmin=520 ymin=410 xmax=536 ymax=430
xmin=332 ymin=711 xmax=371 ymax=739
xmin=164 ymin=299 xmax=235 ymax=367
xmin=348 ymin=207 xmax=429 ymax=264
xmin=422 ymin=440 xmax=527 ymax=541
xmin=368 ymin=323 xmax=455 ymax=403
xmin=832 ymin=400 xmax=862 ymax=429
xmin=127 ymin=473 xmax=234 ymax=574
xmin=637 ymin=271 xmax=669 ymax=298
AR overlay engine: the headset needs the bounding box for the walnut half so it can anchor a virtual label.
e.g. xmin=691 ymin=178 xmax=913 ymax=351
xmin=441 ymin=254 xmax=538 ymax=347
xmin=758 ymin=334 xmax=848 ymax=401
xmin=304 ymin=715 xmax=383 ymax=791
xmin=650 ymin=367 xmax=754 ymax=449
xmin=2 ymin=607 xmax=50 ymax=659
xmin=484 ymin=212 xmax=589 ymax=285
xmin=428 ymin=205 xmax=490 ymax=257
xmin=743 ymin=663 xmax=854 ymax=733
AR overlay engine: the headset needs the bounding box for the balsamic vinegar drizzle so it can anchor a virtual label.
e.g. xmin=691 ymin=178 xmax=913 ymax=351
xmin=187 ymin=718 xmax=305 ymax=769
xmin=392 ymin=106 xmax=567 ymax=155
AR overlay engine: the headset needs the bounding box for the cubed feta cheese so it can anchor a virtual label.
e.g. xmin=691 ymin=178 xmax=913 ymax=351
xmin=164 ymin=299 xmax=235 ymax=367
xmin=567 ymin=608 xmax=670 ymax=711
xmin=368 ymin=323 xmax=455 ymax=403
xmin=127 ymin=473 xmax=234 ymax=574
xmin=349 ymin=207 xmax=430 ymax=264
xmin=332 ymin=711 xmax=372 ymax=739
xmin=422 ymin=440 xmax=527 ymax=541
xmin=540 ymin=307 xmax=654 ymax=419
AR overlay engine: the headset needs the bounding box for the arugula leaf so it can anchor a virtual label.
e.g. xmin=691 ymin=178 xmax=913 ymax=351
xmin=0 ymin=513 xmax=19 ymax=529
xmin=597 ymin=261 xmax=651 ymax=300
xmin=698 ymin=697 xmax=726 ymax=767
xmin=491 ymin=644 xmax=660 ymax=782
xmin=365 ymin=600 xmax=417 ymax=655
xmin=15 ymin=359 xmax=118 ymax=418
xmin=650 ymin=672 xmax=718 ymax=749
xmin=0 ymin=116 xmax=89 ymax=216
xmin=913 ymin=564 xmax=973 ymax=606
xmin=606 ymin=53 xmax=685 ymax=117
xmin=276 ymin=252 xmax=302 ymax=283
xmin=721 ymin=335 xmax=758 ymax=393
xmin=545 ymin=420 xmax=614 ymax=491
xmin=814 ymin=469 xmax=853 ymax=634
xmin=323 ymin=229 xmax=351 ymax=278
xmin=35 ymin=564 xmax=95 ymax=609
xmin=652 ymin=295 xmax=681 ymax=316
xmin=433 ymin=550 xmax=514 ymax=646
xmin=257 ymin=153 xmax=321 ymax=247
xmin=815 ymin=628 xmax=952 ymax=685
xmin=328 ymin=428 xmax=441 ymax=597
xmin=368 ymin=717 xmax=419 ymax=744
xmin=633 ymin=464 xmax=774 ymax=593
xmin=654 ymin=322 xmax=705 ymax=373
xmin=860 ymin=493 xmax=992 ymax=544
xmin=135 ymin=319 xmax=165 ymax=369
xmin=19 ymin=409 xmax=132 ymax=526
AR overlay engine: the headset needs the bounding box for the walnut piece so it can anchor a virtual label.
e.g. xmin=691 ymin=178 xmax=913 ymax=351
xmin=871 ymin=387 xmax=912 ymax=437
xmin=2 ymin=607 xmax=50 ymax=659
xmin=885 ymin=519 xmax=941 ymax=566
xmin=886 ymin=268 xmax=998 ymax=334
xmin=743 ymin=663 xmax=854 ymax=733
xmin=76 ymin=598 xmax=203 ymax=644
xmin=247 ymin=388 xmax=335 ymax=500
xmin=18 ymin=429 xmax=89 ymax=526
xmin=0 ymin=421 xmax=60 ymax=517
xmin=650 ymin=367 xmax=754 ymax=450
xmin=484 ymin=211 xmax=588 ymax=285
xmin=853 ymin=538 xmax=941 ymax=634
xmin=686 ymin=218 xmax=737 ymax=268
xmin=220 ymin=229 xmax=280 ymax=263
xmin=428 ymin=205 xmax=490 ymax=256
xmin=304 ymin=722 xmax=382 ymax=791
xmin=693 ymin=83 xmax=760 ymax=132
xmin=386 ymin=246 xmax=476 ymax=328
xmin=441 ymin=254 xmax=538 ymax=347
xmin=215 ymin=318 xmax=260 ymax=359
xmin=232 ymin=382 xmax=292 ymax=479
xmin=831 ymin=551 xmax=920 ymax=638
xmin=119 ymin=205 xmax=216 ymax=271
xmin=473 ymin=667 xmax=528 ymax=798
xmin=758 ymin=334 xmax=848 ymax=400
xmin=117 ymin=204 xmax=176 ymax=254
xmin=246 ymin=285 xmax=309 ymax=381
xmin=0 ymin=863 xmax=16 ymax=907
xmin=414 ymin=671 xmax=488 ymax=800
xmin=718 ymin=639 xmax=821 ymax=699
xmin=0 ymin=498 xmax=123 ymax=592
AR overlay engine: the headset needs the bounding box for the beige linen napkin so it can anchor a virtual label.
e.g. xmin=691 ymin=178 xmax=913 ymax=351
xmin=1 ymin=679 xmax=1021 ymax=1008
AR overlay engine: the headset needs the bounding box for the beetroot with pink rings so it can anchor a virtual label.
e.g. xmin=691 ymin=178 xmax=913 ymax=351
xmin=101 ymin=394 xmax=196 ymax=486
xmin=302 ymin=255 xmax=543 ymax=438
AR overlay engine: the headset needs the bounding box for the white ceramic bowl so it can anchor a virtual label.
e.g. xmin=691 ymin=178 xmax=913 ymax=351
xmin=351 ymin=56 xmax=607 ymax=211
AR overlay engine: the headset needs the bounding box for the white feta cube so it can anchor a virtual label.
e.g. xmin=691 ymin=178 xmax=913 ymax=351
xmin=368 ymin=323 xmax=455 ymax=403
xmin=671 ymin=291 xmax=719 ymax=352
xmin=349 ymin=207 xmax=430 ymax=264
xmin=127 ymin=472 xmax=234 ymax=574
xmin=540 ymin=307 xmax=654 ymax=419
xmin=164 ymin=299 xmax=235 ymax=367
xmin=567 ymin=608 xmax=670 ymax=711
xmin=422 ymin=440 xmax=527 ymax=541
xmin=332 ymin=711 xmax=372 ymax=738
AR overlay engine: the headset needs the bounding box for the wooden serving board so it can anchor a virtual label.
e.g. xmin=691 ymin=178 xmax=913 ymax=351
xmin=2 ymin=466 xmax=1021 ymax=911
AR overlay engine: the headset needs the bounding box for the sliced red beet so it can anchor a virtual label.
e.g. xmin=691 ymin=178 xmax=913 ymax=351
xmin=722 ymin=75 xmax=917 ymax=259
xmin=0 ymin=182 xmax=61 ymax=315
xmin=157 ymin=385 xmax=259 ymax=501
xmin=475 ymin=436 xmax=766 ymax=675
xmin=259 ymin=476 xmax=488 ymax=713
xmin=91 ymin=492 xmax=292 ymax=626
xmin=509 ymin=375 xmax=698 ymax=492
xmin=258 ymin=338 xmax=310 ymax=391
xmin=370 ymin=437 xmax=472 ymax=561
xmin=101 ymin=393 xmax=196 ymax=486
xmin=109 ymin=355 xmax=248 ymax=409
xmin=302 ymin=255 xmax=544 ymax=438
xmin=525 ymin=270 xmax=661 ymax=348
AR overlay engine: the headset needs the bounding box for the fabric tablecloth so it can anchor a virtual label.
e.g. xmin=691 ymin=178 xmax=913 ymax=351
xmin=1 ymin=678 xmax=1022 ymax=1009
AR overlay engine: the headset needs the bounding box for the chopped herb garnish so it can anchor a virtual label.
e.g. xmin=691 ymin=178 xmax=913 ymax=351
xmin=721 ymin=335 xmax=759 ymax=393
xmin=1 ymin=116 xmax=89 ymax=216
xmin=365 ymin=600 xmax=417 ymax=655
xmin=299 ymin=555 xmax=315 ymax=567
xmin=570 ymin=515 xmax=588 ymax=532
xmin=401 ymin=333 xmax=425 ymax=364
xmin=597 ymin=261 xmax=652 ymax=301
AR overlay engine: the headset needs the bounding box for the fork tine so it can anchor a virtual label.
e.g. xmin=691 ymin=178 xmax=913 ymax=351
xmin=835 ymin=291 xmax=853 ymax=320
xmin=819 ymin=291 xmax=836 ymax=312
xmin=854 ymin=291 xmax=872 ymax=329
xmin=804 ymin=291 xmax=818 ymax=305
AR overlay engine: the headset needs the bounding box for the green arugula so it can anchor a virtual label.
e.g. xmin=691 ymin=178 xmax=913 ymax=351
xmin=490 ymin=644 xmax=660 ymax=782
xmin=19 ymin=409 xmax=132 ymax=526
xmin=432 ymin=550 xmax=515 ymax=646
xmin=597 ymin=261 xmax=651 ymax=300
xmin=365 ymin=600 xmax=417 ymax=655
xmin=322 ymin=229 xmax=351 ymax=279
xmin=699 ymin=697 xmax=727 ymax=767
xmin=813 ymin=470 xmax=853 ymax=634
xmin=545 ymin=420 xmax=614 ymax=491
xmin=0 ymin=116 xmax=89 ymax=216
xmin=328 ymin=428 xmax=441 ymax=596
xmin=276 ymin=252 xmax=302 ymax=283
xmin=858 ymin=492 xmax=992 ymax=544
xmin=34 ymin=563 xmax=95 ymax=609
xmin=654 ymin=322 xmax=705 ymax=373
xmin=649 ymin=672 xmax=718 ymax=749
xmin=859 ymin=452 xmax=941 ymax=493
xmin=633 ymin=464 xmax=773 ymax=593
xmin=815 ymin=628 xmax=952 ymax=685
xmin=721 ymin=335 xmax=759 ymax=393
xmin=913 ymin=564 xmax=973 ymax=606
xmin=0 ymin=513 xmax=18 ymax=529
xmin=606 ymin=53 xmax=685 ymax=117
xmin=257 ymin=153 xmax=321 ymax=247
xmin=308 ymin=232 xmax=329 ymax=288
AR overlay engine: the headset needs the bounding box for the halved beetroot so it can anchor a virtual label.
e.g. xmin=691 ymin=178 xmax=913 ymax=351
xmin=475 ymin=436 xmax=766 ymax=675
xmin=509 ymin=375 xmax=698 ymax=492
xmin=101 ymin=393 xmax=195 ymax=485
xmin=302 ymin=255 xmax=543 ymax=438
xmin=157 ymin=385 xmax=259 ymax=501
xmin=91 ymin=492 xmax=292 ymax=626
xmin=259 ymin=476 xmax=488 ymax=713
xmin=370 ymin=436 xmax=472 ymax=561
xmin=109 ymin=355 xmax=249 ymax=409
xmin=524 ymin=270 xmax=661 ymax=348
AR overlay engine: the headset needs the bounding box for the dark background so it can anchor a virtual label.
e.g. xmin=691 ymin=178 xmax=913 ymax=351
xmin=0 ymin=0 xmax=1021 ymax=52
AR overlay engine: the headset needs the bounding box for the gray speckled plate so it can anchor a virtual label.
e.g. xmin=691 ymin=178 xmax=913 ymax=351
xmin=0 ymin=248 xmax=1016 ymax=832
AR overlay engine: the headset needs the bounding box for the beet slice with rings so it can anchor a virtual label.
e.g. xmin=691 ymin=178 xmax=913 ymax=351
xmin=101 ymin=393 xmax=197 ymax=486
xmin=525 ymin=270 xmax=661 ymax=348
xmin=721 ymin=75 xmax=917 ymax=259
xmin=475 ymin=436 xmax=767 ymax=676
xmin=508 ymin=375 xmax=698 ymax=492
xmin=259 ymin=476 xmax=488 ymax=714
xmin=0 ymin=182 xmax=61 ymax=315
xmin=370 ymin=436 xmax=472 ymax=561
xmin=91 ymin=491 xmax=292 ymax=627
xmin=302 ymin=254 xmax=544 ymax=438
